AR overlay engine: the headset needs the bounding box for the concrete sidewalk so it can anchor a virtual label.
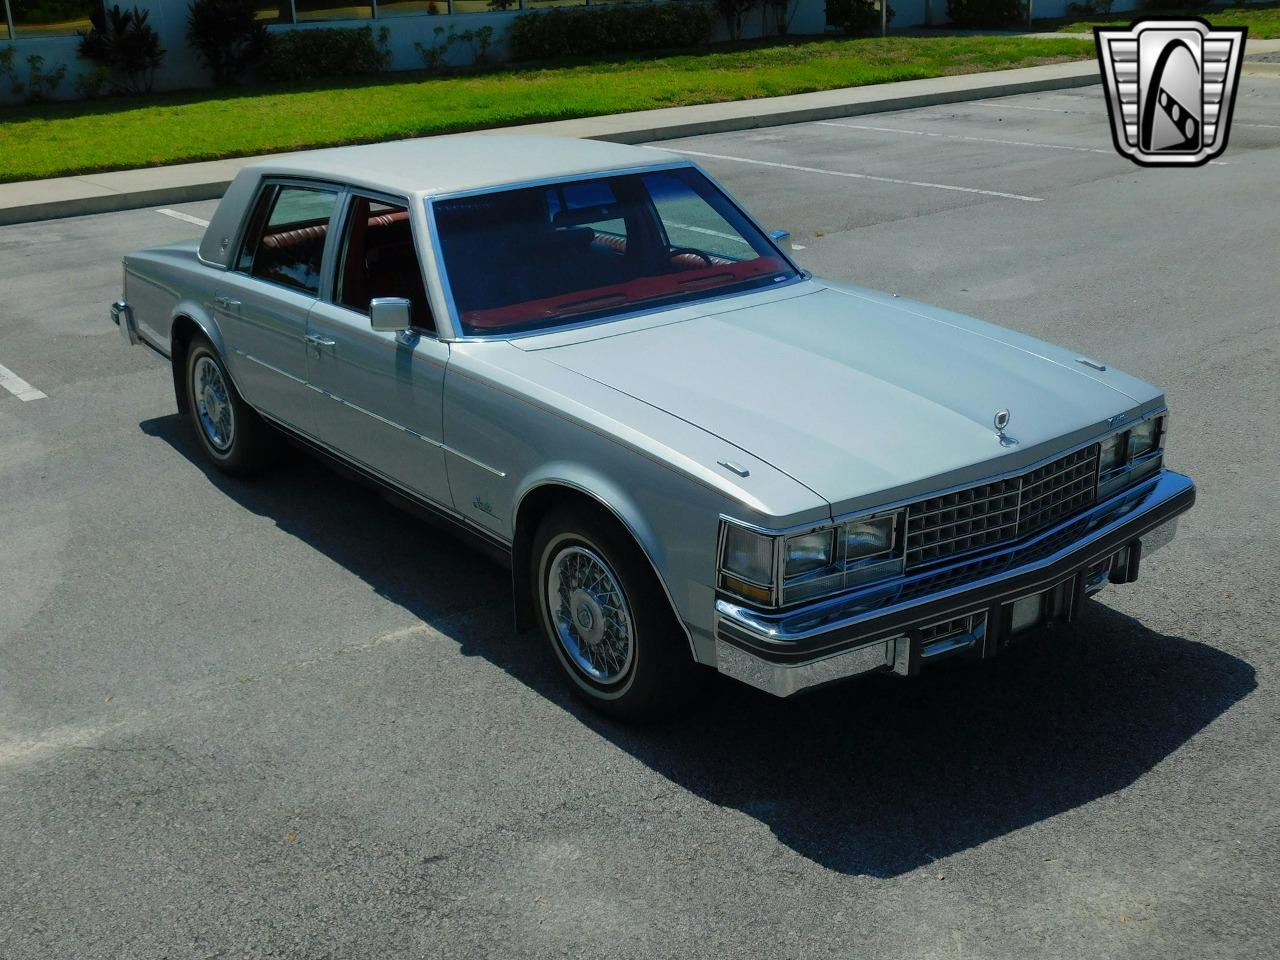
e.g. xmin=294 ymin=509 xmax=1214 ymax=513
xmin=2 ymin=37 xmax=1276 ymax=226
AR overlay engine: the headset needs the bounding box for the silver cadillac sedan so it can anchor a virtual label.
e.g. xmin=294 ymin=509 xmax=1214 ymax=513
xmin=113 ymin=135 xmax=1195 ymax=720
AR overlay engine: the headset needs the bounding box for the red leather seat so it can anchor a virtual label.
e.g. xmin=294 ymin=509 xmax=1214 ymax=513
xmin=260 ymin=223 xmax=329 ymax=251
xmin=261 ymin=211 xmax=410 ymax=251
xmin=590 ymin=230 xmax=734 ymax=271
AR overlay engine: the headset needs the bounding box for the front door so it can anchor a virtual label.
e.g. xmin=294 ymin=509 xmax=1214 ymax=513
xmin=304 ymin=192 xmax=453 ymax=510
xmin=217 ymin=181 xmax=340 ymax=434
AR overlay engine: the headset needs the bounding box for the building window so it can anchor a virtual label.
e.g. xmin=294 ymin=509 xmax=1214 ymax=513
xmin=251 ymin=0 xmax=293 ymax=23
xmin=375 ymin=0 xmax=446 ymax=17
xmin=292 ymin=0 xmax=373 ymax=21
xmin=6 ymin=0 xmax=99 ymax=38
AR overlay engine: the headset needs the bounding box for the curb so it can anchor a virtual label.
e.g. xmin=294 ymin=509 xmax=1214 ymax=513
xmin=0 ymin=60 xmax=1103 ymax=227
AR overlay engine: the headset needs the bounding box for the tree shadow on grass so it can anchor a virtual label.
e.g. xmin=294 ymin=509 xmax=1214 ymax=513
xmin=143 ymin=413 xmax=1255 ymax=877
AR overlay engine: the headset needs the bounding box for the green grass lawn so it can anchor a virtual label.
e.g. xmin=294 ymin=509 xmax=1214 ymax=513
xmin=0 ymin=35 xmax=1095 ymax=184
xmin=1056 ymin=1 xmax=1280 ymax=37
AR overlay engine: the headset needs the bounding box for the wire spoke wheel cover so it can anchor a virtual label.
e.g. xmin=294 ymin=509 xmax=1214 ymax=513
xmin=193 ymin=354 xmax=235 ymax=452
xmin=546 ymin=545 xmax=635 ymax=684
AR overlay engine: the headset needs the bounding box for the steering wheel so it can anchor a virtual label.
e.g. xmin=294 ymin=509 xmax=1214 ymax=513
xmin=669 ymin=246 xmax=714 ymax=268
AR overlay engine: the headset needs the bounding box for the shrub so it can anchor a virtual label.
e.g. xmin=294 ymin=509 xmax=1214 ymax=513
xmin=1065 ymin=0 xmax=1112 ymax=14
xmin=946 ymin=0 xmax=1022 ymax=27
xmin=0 ymin=47 xmax=68 ymax=103
xmin=187 ymin=0 xmax=269 ymax=86
xmin=73 ymin=63 xmax=111 ymax=99
xmin=77 ymin=4 xmax=165 ymax=94
xmin=764 ymin=0 xmax=801 ymax=36
xmin=508 ymin=3 xmax=717 ymax=62
xmin=264 ymin=26 xmax=392 ymax=82
xmin=717 ymin=0 xmax=759 ymax=40
xmin=416 ymin=24 xmax=495 ymax=72
xmin=825 ymin=0 xmax=893 ymax=35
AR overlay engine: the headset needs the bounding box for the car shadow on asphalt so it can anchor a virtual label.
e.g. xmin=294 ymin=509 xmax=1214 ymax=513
xmin=143 ymin=414 xmax=1256 ymax=879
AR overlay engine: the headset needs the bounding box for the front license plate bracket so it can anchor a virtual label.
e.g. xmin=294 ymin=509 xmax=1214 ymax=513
xmin=997 ymin=574 xmax=1080 ymax=649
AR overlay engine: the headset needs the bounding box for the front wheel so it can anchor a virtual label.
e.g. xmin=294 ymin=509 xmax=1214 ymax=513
xmin=532 ymin=504 xmax=703 ymax=722
xmin=183 ymin=335 xmax=273 ymax=475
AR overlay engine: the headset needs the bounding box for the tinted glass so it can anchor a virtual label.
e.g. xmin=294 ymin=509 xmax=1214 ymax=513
xmin=10 ymin=0 xmax=98 ymax=37
xmin=336 ymin=196 xmax=433 ymax=332
xmin=434 ymin=167 xmax=796 ymax=336
xmin=293 ymin=0 xmax=372 ymax=20
xmin=238 ymin=185 xmax=338 ymax=297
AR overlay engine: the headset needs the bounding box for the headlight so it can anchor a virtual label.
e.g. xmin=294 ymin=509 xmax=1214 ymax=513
xmin=844 ymin=515 xmax=895 ymax=561
xmin=1098 ymin=413 xmax=1167 ymax=499
xmin=784 ymin=529 xmax=835 ymax=577
xmin=1128 ymin=416 xmax=1162 ymax=458
xmin=720 ymin=511 xmax=904 ymax=608
xmin=722 ymin=524 xmax=774 ymax=585
xmin=1099 ymin=432 xmax=1127 ymax=473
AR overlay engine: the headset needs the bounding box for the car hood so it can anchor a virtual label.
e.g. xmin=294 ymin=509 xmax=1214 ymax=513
xmin=533 ymin=283 xmax=1159 ymax=516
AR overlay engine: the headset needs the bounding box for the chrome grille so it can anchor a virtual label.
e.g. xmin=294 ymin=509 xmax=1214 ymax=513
xmin=918 ymin=611 xmax=985 ymax=644
xmin=905 ymin=444 xmax=1099 ymax=569
xmin=1016 ymin=446 xmax=1099 ymax=536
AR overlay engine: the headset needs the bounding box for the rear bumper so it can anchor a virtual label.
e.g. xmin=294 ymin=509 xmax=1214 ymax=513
xmin=111 ymin=300 xmax=140 ymax=346
xmin=714 ymin=469 xmax=1195 ymax=697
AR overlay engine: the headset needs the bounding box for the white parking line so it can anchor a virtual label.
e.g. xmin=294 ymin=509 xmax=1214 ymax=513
xmin=972 ymin=100 xmax=1088 ymax=113
xmin=817 ymin=120 xmax=1116 ymax=155
xmin=651 ymin=147 xmax=1044 ymax=202
xmin=0 ymin=362 xmax=47 ymax=401
xmin=156 ymin=208 xmax=210 ymax=227
xmin=821 ymin=118 xmax=1231 ymax=165
xmin=666 ymin=221 xmax=751 ymax=245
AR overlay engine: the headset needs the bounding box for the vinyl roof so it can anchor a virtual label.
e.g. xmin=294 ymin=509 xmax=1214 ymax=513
xmin=241 ymin=134 xmax=687 ymax=197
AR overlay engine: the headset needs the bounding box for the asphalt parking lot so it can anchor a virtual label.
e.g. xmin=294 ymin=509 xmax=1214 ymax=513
xmin=2 ymin=78 xmax=1279 ymax=959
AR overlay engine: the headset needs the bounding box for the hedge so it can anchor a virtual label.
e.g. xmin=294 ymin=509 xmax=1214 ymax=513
xmin=509 ymin=2 xmax=718 ymax=62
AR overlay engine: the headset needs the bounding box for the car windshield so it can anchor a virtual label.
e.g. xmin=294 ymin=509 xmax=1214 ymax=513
xmin=432 ymin=167 xmax=798 ymax=336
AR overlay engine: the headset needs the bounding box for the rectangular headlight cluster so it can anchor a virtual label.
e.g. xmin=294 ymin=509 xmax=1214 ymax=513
xmin=1099 ymin=413 xmax=1166 ymax=499
xmin=719 ymin=511 xmax=905 ymax=608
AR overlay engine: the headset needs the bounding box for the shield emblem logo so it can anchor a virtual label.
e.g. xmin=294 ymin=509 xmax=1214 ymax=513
xmin=1095 ymin=18 xmax=1247 ymax=166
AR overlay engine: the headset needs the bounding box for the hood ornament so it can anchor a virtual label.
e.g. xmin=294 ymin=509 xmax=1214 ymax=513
xmin=994 ymin=409 xmax=1018 ymax=447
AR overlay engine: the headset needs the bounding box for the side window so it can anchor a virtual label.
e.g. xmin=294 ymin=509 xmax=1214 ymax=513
xmin=335 ymin=196 xmax=434 ymax=332
xmin=236 ymin=184 xmax=338 ymax=296
xmin=644 ymin=171 xmax=754 ymax=261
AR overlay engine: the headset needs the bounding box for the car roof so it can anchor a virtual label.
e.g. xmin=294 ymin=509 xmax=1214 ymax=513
xmin=241 ymin=134 xmax=686 ymax=198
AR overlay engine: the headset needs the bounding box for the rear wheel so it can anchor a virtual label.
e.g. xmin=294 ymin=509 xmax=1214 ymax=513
xmin=183 ymin=335 xmax=273 ymax=475
xmin=532 ymin=504 xmax=702 ymax=721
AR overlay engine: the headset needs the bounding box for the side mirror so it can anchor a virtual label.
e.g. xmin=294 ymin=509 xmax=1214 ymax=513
xmin=370 ymin=297 xmax=412 ymax=333
xmin=769 ymin=229 xmax=792 ymax=244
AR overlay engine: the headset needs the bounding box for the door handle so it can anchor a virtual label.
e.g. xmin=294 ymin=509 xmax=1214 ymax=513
xmin=213 ymin=295 xmax=241 ymax=312
xmin=305 ymin=333 xmax=337 ymax=359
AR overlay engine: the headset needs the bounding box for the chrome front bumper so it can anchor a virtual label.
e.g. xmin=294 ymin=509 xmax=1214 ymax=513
xmin=111 ymin=300 xmax=140 ymax=346
xmin=714 ymin=469 xmax=1195 ymax=697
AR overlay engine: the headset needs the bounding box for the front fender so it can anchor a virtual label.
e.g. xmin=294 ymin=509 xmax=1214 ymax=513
xmin=511 ymin=464 xmax=703 ymax=660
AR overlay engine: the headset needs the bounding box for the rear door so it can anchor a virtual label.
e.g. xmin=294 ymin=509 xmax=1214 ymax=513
xmin=303 ymin=190 xmax=453 ymax=510
xmin=215 ymin=181 xmax=340 ymax=434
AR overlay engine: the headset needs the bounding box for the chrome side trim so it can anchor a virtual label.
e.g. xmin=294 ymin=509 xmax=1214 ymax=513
xmin=254 ymin=406 xmax=513 ymax=550
xmin=235 ymin=349 xmax=307 ymax=384
xmin=442 ymin=443 xmax=507 ymax=478
xmin=291 ymin=366 xmax=509 ymax=478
